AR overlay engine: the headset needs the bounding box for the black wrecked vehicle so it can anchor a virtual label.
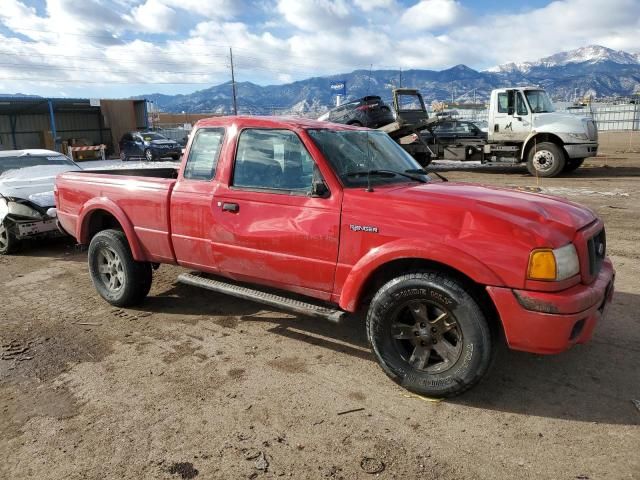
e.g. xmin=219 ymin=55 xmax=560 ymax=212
xmin=0 ymin=149 xmax=80 ymax=254
xmin=318 ymin=95 xmax=395 ymax=128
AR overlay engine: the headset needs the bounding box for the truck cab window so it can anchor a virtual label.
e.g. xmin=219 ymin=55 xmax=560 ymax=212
xmin=517 ymin=93 xmax=529 ymax=116
xmin=233 ymin=129 xmax=315 ymax=194
xmin=497 ymin=93 xmax=508 ymax=113
xmin=183 ymin=128 xmax=225 ymax=180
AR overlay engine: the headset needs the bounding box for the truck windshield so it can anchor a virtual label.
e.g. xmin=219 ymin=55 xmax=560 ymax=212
xmin=308 ymin=129 xmax=427 ymax=188
xmin=525 ymin=90 xmax=555 ymax=113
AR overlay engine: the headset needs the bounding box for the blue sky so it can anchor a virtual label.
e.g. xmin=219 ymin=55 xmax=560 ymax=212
xmin=0 ymin=0 xmax=637 ymax=98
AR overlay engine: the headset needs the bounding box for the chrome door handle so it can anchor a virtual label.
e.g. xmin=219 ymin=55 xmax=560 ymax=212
xmin=221 ymin=202 xmax=239 ymax=213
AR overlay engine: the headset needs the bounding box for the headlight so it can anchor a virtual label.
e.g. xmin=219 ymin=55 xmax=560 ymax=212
xmin=527 ymin=244 xmax=580 ymax=281
xmin=7 ymin=201 xmax=43 ymax=219
xmin=567 ymin=132 xmax=589 ymax=141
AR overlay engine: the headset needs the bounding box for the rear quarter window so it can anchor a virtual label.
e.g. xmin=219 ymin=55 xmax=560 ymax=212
xmin=183 ymin=128 xmax=225 ymax=181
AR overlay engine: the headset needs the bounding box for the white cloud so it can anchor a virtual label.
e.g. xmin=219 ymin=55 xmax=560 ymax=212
xmin=353 ymin=0 xmax=395 ymax=11
xmin=128 ymin=0 xmax=176 ymax=33
xmin=400 ymin=0 xmax=465 ymax=30
xmin=276 ymin=0 xmax=351 ymax=32
xmin=0 ymin=0 xmax=638 ymax=97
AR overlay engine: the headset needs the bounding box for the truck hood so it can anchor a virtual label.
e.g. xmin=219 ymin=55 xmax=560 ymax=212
xmin=0 ymin=165 xmax=81 ymax=207
xmin=350 ymin=181 xmax=596 ymax=246
xmin=532 ymin=112 xmax=589 ymax=132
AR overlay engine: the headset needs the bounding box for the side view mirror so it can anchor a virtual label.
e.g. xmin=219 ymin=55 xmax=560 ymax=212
xmin=507 ymin=90 xmax=515 ymax=116
xmin=310 ymin=180 xmax=330 ymax=198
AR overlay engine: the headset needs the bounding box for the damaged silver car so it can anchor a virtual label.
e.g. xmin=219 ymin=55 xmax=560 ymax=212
xmin=0 ymin=149 xmax=81 ymax=254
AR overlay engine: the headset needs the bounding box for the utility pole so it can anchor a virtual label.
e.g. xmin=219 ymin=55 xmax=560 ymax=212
xmin=229 ymin=47 xmax=238 ymax=115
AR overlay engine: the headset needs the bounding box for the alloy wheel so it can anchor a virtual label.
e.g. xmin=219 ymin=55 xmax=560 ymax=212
xmin=391 ymin=300 xmax=463 ymax=373
xmin=96 ymin=246 xmax=125 ymax=293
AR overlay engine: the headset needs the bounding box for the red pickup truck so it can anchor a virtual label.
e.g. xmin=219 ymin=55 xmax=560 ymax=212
xmin=54 ymin=116 xmax=614 ymax=397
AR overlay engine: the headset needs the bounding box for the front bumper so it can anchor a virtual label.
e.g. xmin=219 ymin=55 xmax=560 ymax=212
xmin=487 ymin=259 xmax=615 ymax=354
xmin=7 ymin=217 xmax=61 ymax=240
xmin=565 ymin=143 xmax=598 ymax=159
xmin=152 ymin=147 xmax=181 ymax=158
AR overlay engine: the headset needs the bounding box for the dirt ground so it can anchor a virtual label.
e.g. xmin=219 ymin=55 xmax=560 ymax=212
xmin=1 ymin=132 xmax=639 ymax=480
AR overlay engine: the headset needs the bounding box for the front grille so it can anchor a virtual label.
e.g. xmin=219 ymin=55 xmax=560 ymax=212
xmin=587 ymin=228 xmax=606 ymax=276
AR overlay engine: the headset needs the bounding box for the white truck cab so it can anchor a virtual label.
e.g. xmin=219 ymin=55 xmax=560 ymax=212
xmin=487 ymin=87 xmax=598 ymax=177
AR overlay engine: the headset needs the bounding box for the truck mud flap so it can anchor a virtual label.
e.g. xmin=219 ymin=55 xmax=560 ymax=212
xmin=178 ymin=273 xmax=347 ymax=323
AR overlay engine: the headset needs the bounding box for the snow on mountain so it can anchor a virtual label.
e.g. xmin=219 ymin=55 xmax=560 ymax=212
xmin=488 ymin=45 xmax=640 ymax=74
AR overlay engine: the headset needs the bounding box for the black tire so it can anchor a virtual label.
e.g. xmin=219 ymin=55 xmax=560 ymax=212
xmin=348 ymin=121 xmax=363 ymax=127
xmin=526 ymin=142 xmax=566 ymax=177
xmin=119 ymin=151 xmax=128 ymax=162
xmin=88 ymin=229 xmax=152 ymax=307
xmin=563 ymin=158 xmax=585 ymax=173
xmin=0 ymin=220 xmax=20 ymax=255
xmin=144 ymin=148 xmax=156 ymax=162
xmin=367 ymin=271 xmax=494 ymax=398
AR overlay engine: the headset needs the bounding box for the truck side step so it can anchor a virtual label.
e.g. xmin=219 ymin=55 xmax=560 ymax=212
xmin=177 ymin=273 xmax=347 ymax=323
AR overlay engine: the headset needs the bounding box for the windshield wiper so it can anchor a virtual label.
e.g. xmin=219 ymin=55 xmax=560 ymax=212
xmin=406 ymin=168 xmax=448 ymax=182
xmin=346 ymin=169 xmax=428 ymax=184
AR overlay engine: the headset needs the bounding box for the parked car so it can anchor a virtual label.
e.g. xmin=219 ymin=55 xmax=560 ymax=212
xmin=0 ymin=149 xmax=81 ymax=254
xmin=55 ymin=116 xmax=614 ymax=398
xmin=318 ymin=95 xmax=395 ymax=128
xmin=420 ymin=119 xmax=488 ymax=144
xmin=119 ymin=131 xmax=182 ymax=162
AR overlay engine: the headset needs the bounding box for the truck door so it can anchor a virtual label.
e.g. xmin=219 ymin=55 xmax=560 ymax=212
xmin=170 ymin=127 xmax=226 ymax=272
xmin=211 ymin=128 xmax=341 ymax=300
xmin=491 ymin=90 xmax=531 ymax=142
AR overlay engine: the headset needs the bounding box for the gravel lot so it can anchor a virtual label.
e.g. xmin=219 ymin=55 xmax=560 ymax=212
xmin=1 ymin=132 xmax=639 ymax=480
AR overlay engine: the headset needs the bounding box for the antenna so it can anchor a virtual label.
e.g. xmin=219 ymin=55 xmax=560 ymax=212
xmin=229 ymin=47 xmax=238 ymax=115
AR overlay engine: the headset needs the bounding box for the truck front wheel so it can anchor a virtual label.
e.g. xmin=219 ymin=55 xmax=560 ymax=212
xmin=88 ymin=229 xmax=152 ymax=307
xmin=563 ymin=158 xmax=585 ymax=173
xmin=366 ymin=271 xmax=494 ymax=398
xmin=526 ymin=142 xmax=565 ymax=177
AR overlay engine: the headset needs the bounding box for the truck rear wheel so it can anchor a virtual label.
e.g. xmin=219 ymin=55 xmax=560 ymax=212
xmin=88 ymin=229 xmax=152 ymax=307
xmin=366 ymin=271 xmax=494 ymax=398
xmin=526 ymin=142 xmax=565 ymax=177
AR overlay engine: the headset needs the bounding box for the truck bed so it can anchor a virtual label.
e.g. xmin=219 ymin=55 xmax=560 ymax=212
xmin=56 ymin=169 xmax=178 ymax=264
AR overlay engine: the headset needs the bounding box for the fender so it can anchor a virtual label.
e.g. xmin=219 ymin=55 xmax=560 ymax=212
xmin=77 ymin=197 xmax=146 ymax=261
xmin=520 ymin=131 xmax=565 ymax=160
xmin=338 ymin=238 xmax=505 ymax=312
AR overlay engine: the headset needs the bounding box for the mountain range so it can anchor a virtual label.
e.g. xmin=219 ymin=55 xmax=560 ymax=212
xmin=143 ymin=45 xmax=640 ymax=114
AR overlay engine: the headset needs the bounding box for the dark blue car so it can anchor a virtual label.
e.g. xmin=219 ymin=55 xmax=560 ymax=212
xmin=119 ymin=131 xmax=182 ymax=162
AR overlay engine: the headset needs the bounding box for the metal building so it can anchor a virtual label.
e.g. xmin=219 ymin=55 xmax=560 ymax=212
xmin=0 ymin=97 xmax=148 ymax=155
